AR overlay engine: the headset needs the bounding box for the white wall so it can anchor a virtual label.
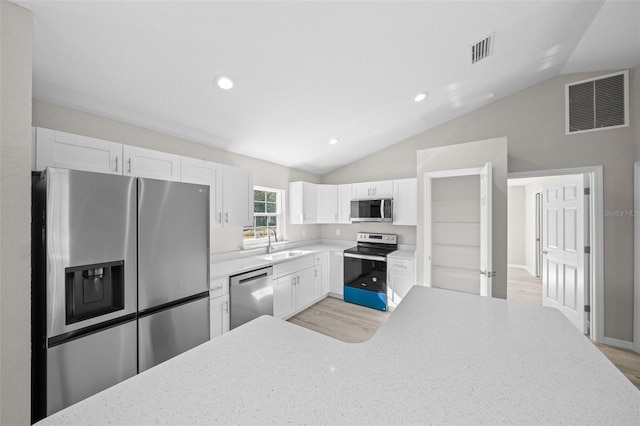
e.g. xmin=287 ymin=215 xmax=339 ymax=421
xmin=32 ymin=100 xmax=323 ymax=253
xmin=507 ymin=186 xmax=526 ymax=266
xmin=0 ymin=1 xmax=32 ymax=423
xmin=323 ymin=68 xmax=639 ymax=342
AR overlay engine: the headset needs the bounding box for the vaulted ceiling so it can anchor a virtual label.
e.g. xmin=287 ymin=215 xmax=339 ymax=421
xmin=17 ymin=1 xmax=640 ymax=175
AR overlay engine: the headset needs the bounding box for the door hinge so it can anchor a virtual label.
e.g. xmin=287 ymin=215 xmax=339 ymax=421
xmin=584 ymin=246 xmax=591 ymax=254
xmin=584 ymin=188 xmax=590 ymax=195
xmin=584 ymin=305 xmax=591 ymax=313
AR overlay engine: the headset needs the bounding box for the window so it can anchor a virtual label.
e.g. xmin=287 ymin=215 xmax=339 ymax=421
xmin=243 ymin=186 xmax=285 ymax=247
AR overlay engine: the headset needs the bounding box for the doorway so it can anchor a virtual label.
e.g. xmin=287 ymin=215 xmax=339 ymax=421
xmin=508 ymin=167 xmax=603 ymax=342
xmin=424 ymin=163 xmax=492 ymax=297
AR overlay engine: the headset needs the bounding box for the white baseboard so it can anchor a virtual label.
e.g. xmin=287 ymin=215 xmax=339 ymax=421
xmin=507 ymin=264 xmax=537 ymax=277
xmin=603 ymin=337 xmax=634 ymax=351
xmin=328 ymin=292 xmax=343 ymax=300
xmin=508 ymin=263 xmax=527 ymax=270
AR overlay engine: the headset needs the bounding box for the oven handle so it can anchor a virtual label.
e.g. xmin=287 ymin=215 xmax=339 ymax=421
xmin=344 ymin=252 xmax=387 ymax=262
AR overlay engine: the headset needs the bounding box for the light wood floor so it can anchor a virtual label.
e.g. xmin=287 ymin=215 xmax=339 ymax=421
xmin=288 ymin=296 xmax=390 ymax=343
xmin=507 ymin=266 xmax=542 ymax=305
xmin=289 ymin=296 xmax=640 ymax=391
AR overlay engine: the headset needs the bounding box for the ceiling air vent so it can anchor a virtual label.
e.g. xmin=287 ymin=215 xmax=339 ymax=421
xmin=566 ymin=70 xmax=629 ymax=134
xmin=471 ymin=34 xmax=494 ymax=65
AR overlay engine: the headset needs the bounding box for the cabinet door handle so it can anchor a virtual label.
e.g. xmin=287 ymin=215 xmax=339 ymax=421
xmin=296 ymin=276 xmax=300 ymax=285
xmin=314 ymin=269 xmax=318 ymax=278
xmin=127 ymin=158 xmax=132 ymax=173
xmin=224 ymin=301 xmax=229 ymax=313
xmin=373 ymin=187 xmax=376 ymax=195
xmin=212 ymin=285 xmax=223 ymax=291
xmin=115 ymin=156 xmax=119 ymax=173
xmin=218 ymin=212 xmax=222 ymax=223
xmin=225 ymin=212 xmax=229 ymax=223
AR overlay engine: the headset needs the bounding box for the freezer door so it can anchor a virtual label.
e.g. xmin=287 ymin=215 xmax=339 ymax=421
xmin=138 ymin=178 xmax=209 ymax=310
xmin=138 ymin=296 xmax=210 ymax=373
xmin=44 ymin=168 xmax=137 ymax=338
xmin=46 ymin=319 xmax=137 ymax=416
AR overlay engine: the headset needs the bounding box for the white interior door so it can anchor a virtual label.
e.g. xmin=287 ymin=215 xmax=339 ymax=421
xmin=542 ymin=176 xmax=586 ymax=333
xmin=480 ymin=162 xmax=492 ymax=297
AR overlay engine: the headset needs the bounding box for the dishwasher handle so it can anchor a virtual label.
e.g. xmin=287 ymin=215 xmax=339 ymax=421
xmin=239 ymin=272 xmax=268 ymax=284
xmin=230 ymin=266 xmax=273 ymax=286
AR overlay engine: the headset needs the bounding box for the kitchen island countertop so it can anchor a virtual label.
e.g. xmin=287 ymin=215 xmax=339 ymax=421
xmin=37 ymin=286 xmax=640 ymax=425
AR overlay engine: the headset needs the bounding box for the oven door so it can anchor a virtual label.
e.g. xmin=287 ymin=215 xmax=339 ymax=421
xmin=343 ymin=253 xmax=387 ymax=293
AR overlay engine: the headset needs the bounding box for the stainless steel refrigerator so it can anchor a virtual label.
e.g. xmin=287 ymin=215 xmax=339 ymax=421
xmin=32 ymin=168 xmax=210 ymax=422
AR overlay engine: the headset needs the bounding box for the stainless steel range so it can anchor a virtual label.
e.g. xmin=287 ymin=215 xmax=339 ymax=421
xmin=343 ymin=232 xmax=398 ymax=311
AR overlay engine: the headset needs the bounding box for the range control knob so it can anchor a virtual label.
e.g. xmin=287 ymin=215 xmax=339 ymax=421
xmin=372 ymin=277 xmax=378 ymax=283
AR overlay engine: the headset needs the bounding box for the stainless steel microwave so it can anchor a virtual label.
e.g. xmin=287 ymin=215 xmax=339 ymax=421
xmin=350 ymin=199 xmax=393 ymax=223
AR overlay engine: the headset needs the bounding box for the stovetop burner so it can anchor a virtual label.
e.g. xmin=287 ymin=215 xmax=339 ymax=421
xmin=344 ymin=232 xmax=398 ymax=258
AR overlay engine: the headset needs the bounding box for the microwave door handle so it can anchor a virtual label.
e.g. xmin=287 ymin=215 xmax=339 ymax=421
xmin=380 ymin=199 xmax=385 ymax=220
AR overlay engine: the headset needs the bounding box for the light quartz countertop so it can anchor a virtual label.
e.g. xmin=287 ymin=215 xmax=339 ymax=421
xmin=37 ymin=286 xmax=640 ymax=425
xmin=210 ymin=242 xmax=352 ymax=278
xmin=387 ymin=249 xmax=415 ymax=260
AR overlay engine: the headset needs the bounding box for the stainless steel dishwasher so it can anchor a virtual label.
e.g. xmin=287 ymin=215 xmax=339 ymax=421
xmin=230 ymin=266 xmax=274 ymax=329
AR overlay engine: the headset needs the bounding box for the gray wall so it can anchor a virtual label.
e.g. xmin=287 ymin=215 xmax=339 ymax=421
xmin=507 ymin=186 xmax=526 ymax=266
xmin=323 ymin=68 xmax=639 ymax=342
xmin=0 ymin=1 xmax=32 ymax=424
xmin=33 ymin=100 xmax=323 ymax=254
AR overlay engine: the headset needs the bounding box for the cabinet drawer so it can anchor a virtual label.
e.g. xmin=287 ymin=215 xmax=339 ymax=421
xmin=274 ymin=255 xmax=314 ymax=278
xmin=209 ymin=275 xmax=229 ymax=298
xmin=388 ymin=258 xmax=414 ymax=272
xmin=313 ymin=251 xmax=328 ymax=266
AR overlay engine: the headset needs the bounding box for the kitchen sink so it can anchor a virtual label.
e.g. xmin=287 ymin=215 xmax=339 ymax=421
xmin=258 ymin=250 xmax=313 ymax=261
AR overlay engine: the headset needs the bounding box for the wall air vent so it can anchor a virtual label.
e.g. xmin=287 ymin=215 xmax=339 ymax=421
xmin=566 ymin=70 xmax=629 ymax=135
xmin=471 ymin=33 xmax=494 ymax=65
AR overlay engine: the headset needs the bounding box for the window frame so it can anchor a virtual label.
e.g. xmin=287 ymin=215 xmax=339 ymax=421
xmin=242 ymin=186 xmax=287 ymax=249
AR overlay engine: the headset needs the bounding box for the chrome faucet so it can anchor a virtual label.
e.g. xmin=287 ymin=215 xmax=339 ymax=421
xmin=267 ymin=228 xmax=278 ymax=254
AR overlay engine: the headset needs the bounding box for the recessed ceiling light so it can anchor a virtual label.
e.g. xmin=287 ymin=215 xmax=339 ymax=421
xmin=329 ymin=138 xmax=339 ymax=145
xmin=414 ymin=92 xmax=428 ymax=102
xmin=214 ymin=75 xmax=234 ymax=90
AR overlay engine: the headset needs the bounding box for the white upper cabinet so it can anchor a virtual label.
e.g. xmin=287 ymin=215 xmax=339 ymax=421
xmin=35 ymin=128 xmax=121 ymax=174
xmin=181 ymin=157 xmax=224 ymax=241
xmin=316 ymin=184 xmax=338 ymax=224
xmin=181 ymin=158 xmax=253 ymax=229
xmin=35 ymin=127 xmax=180 ymax=182
xmin=393 ymin=178 xmax=417 ymax=226
xmin=352 ymin=180 xmax=393 ymax=199
xmin=289 ymin=181 xmax=317 ymax=224
xmin=337 ymin=184 xmax=352 ymax=224
xmin=221 ymin=165 xmax=254 ymax=227
xmin=122 ymin=145 xmax=181 ymax=181
xmin=35 ymin=126 xmax=253 ymax=230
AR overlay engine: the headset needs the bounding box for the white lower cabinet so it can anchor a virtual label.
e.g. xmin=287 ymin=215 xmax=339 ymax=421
xmin=329 ymin=251 xmax=344 ymax=297
xmin=210 ymin=275 xmax=230 ymax=339
xmin=294 ymin=268 xmax=315 ymax=312
xmin=387 ymin=256 xmax=415 ymax=311
xmin=274 ymin=274 xmax=295 ymax=319
xmin=210 ymin=294 xmax=230 ymax=339
xmin=313 ymin=252 xmax=329 ymax=298
xmin=272 ymin=252 xmax=330 ymax=320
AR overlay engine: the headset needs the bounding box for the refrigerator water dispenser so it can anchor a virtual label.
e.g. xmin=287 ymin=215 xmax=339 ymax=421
xmin=65 ymin=260 xmax=125 ymax=324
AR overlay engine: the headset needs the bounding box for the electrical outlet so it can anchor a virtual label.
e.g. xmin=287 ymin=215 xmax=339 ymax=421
xmin=302 ymin=229 xmax=306 ymax=237
xmin=336 ymin=228 xmax=341 ymax=236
